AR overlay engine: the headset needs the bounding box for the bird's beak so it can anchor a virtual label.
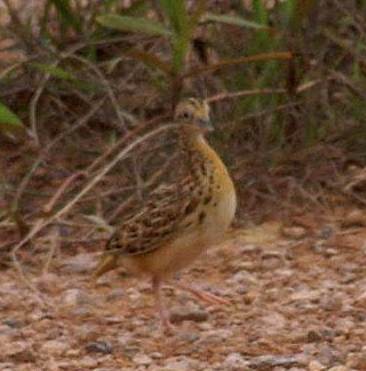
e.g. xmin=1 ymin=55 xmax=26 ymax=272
xmin=199 ymin=117 xmax=214 ymax=132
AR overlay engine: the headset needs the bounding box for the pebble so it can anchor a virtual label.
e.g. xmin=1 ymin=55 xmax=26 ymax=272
xmin=170 ymin=308 xmax=208 ymax=324
xmin=3 ymin=319 xmax=23 ymax=329
xmin=178 ymin=331 xmax=200 ymax=343
xmin=238 ymin=244 xmax=260 ymax=254
xmin=65 ymin=348 xmax=80 ymax=357
xmin=199 ymin=329 xmax=233 ymax=346
xmin=0 ymin=364 xmax=14 ymax=371
xmin=133 ymin=354 xmax=152 ymax=366
xmin=342 ymin=209 xmax=366 ymax=227
xmin=79 ymin=356 xmax=99 ymax=368
xmin=248 ymin=354 xmax=303 ymax=369
xmin=324 ymin=248 xmax=338 ymax=257
xmin=282 ymin=226 xmax=307 ymax=240
xmin=308 ymin=360 xmax=326 ymax=371
xmin=318 ymin=225 xmax=334 ymax=239
xmin=160 ymin=356 xmax=200 ymax=371
xmin=328 ymin=366 xmax=348 ymax=371
xmin=234 ymin=261 xmax=257 ymax=272
xmin=62 ymin=288 xmax=91 ymax=307
xmin=321 ymin=295 xmax=343 ymax=311
xmin=126 ymin=288 xmax=142 ymax=301
xmin=230 ymin=271 xmax=257 ymax=286
xmin=223 ymin=352 xmax=249 ymax=370
xmin=86 ymin=340 xmax=113 ymax=354
xmin=354 ymin=291 xmax=366 ymax=308
xmin=63 ymin=253 xmax=96 ymax=273
xmin=41 ymin=340 xmax=68 ymax=356
xmin=106 ymin=288 xmax=125 ymax=302
xmin=346 ymin=347 xmax=366 ymax=369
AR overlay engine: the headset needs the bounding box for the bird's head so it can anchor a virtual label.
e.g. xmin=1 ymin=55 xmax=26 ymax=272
xmin=174 ymin=98 xmax=213 ymax=133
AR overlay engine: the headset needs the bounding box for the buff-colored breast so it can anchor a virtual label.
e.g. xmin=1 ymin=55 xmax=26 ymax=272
xmin=120 ymin=134 xmax=237 ymax=279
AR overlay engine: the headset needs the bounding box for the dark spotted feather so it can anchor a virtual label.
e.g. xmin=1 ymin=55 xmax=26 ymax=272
xmin=106 ymin=176 xmax=200 ymax=256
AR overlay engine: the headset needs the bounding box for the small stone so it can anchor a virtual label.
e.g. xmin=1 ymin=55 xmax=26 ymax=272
xmin=308 ymin=360 xmax=326 ymax=371
xmin=133 ymin=354 xmax=152 ymax=366
xmin=126 ymin=288 xmax=141 ymax=301
xmin=342 ymin=209 xmax=366 ymax=228
xmin=355 ymin=291 xmax=366 ymax=308
xmin=170 ymin=308 xmax=208 ymax=324
xmin=235 ymin=261 xmax=257 ymax=271
xmin=103 ymin=316 xmax=124 ymax=324
xmin=79 ymin=356 xmax=99 ymax=368
xmin=321 ymin=295 xmax=343 ymax=311
xmin=317 ymin=345 xmax=340 ymax=366
xmin=0 ymin=364 xmax=14 ymax=371
xmin=223 ymin=352 xmax=249 ymax=370
xmin=230 ymin=271 xmax=257 ymax=286
xmin=116 ymin=333 xmax=134 ymax=347
xmin=324 ymin=248 xmax=338 ymax=257
xmin=307 ymin=330 xmax=322 ymax=343
xmin=318 ymin=225 xmax=334 ymax=239
xmin=178 ymin=331 xmax=200 ymax=343
xmin=62 ymin=288 xmax=90 ymax=307
xmin=198 ymin=322 xmax=213 ymax=331
xmin=261 ymin=251 xmax=284 ymax=269
xmin=328 ymin=366 xmax=348 ymax=371
xmin=106 ymin=288 xmax=124 ymax=302
xmin=249 ymin=354 xmax=303 ymax=369
xmin=282 ymin=226 xmax=307 ymax=239
xmin=259 ymin=312 xmax=287 ymax=334
xmin=238 ymin=244 xmax=260 ymax=254
xmin=63 ymin=253 xmax=96 ymax=273
xmin=3 ymin=340 xmax=35 ymax=362
xmin=65 ymin=349 xmax=80 ymax=357
xmin=161 ymin=356 xmax=200 ymax=371
xmin=86 ymin=341 xmax=113 ymax=354
xmin=41 ymin=340 xmax=68 ymax=356
xmin=3 ymin=319 xmax=23 ymax=328
xmin=346 ymin=347 xmax=366 ymax=369
xmin=243 ymin=291 xmax=257 ymax=305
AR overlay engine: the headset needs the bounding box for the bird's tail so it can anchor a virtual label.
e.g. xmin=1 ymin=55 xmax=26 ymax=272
xmin=92 ymin=253 xmax=119 ymax=281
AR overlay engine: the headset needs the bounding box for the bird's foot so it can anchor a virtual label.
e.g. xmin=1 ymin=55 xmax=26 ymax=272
xmin=174 ymin=282 xmax=231 ymax=306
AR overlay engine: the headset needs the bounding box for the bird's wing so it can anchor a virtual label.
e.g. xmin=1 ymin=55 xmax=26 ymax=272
xmin=105 ymin=177 xmax=200 ymax=256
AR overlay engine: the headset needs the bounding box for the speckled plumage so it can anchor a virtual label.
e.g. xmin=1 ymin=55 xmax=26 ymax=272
xmin=93 ymin=98 xmax=236 ymax=331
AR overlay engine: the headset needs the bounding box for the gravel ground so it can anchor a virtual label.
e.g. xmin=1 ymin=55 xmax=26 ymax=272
xmin=1 ymin=216 xmax=366 ymax=371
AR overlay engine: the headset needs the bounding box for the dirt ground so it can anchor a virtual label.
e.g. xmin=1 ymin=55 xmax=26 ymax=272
xmin=1 ymin=212 xmax=366 ymax=371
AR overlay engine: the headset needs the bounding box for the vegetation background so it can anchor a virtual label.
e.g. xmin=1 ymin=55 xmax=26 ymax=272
xmin=1 ymin=1 xmax=366 ymax=370
xmin=2 ymin=0 xmax=366 ymax=241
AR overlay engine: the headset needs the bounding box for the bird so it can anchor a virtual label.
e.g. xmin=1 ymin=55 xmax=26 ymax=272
xmin=93 ymin=97 xmax=237 ymax=332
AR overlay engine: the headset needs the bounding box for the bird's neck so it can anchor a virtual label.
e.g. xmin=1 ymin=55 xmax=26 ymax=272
xmin=180 ymin=129 xmax=224 ymax=181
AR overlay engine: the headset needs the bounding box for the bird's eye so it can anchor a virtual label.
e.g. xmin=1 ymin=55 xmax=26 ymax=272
xmin=182 ymin=112 xmax=190 ymax=119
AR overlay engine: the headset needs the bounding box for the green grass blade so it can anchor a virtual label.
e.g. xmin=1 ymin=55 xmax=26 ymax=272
xmin=159 ymin=0 xmax=191 ymax=74
xmin=97 ymin=14 xmax=171 ymax=37
xmin=204 ymin=13 xmax=270 ymax=30
xmin=0 ymin=102 xmax=23 ymax=128
xmin=252 ymin=0 xmax=268 ymax=25
xmin=252 ymin=0 xmax=270 ymax=48
xmin=126 ymin=50 xmax=173 ymax=75
xmin=31 ymin=63 xmax=76 ymax=81
xmin=49 ymin=0 xmax=82 ymax=33
xmin=159 ymin=0 xmax=188 ymax=35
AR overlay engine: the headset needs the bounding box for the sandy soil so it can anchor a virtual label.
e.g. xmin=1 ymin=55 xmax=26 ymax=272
xmin=1 ymin=215 xmax=366 ymax=371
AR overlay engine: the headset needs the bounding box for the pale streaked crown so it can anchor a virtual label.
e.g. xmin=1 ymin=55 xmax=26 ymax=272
xmin=174 ymin=98 xmax=213 ymax=132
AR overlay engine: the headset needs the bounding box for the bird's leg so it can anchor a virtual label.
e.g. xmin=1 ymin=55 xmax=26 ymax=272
xmin=174 ymin=281 xmax=230 ymax=306
xmin=152 ymin=276 xmax=174 ymax=334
